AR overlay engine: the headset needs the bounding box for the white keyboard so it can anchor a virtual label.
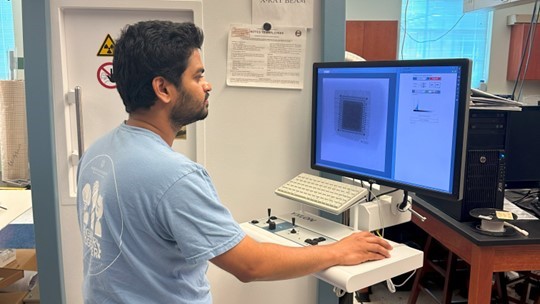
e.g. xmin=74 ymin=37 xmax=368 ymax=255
xmin=241 ymin=211 xmax=423 ymax=292
xmin=275 ymin=173 xmax=368 ymax=214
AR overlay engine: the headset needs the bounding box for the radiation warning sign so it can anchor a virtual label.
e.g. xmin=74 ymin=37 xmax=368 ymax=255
xmin=97 ymin=34 xmax=115 ymax=56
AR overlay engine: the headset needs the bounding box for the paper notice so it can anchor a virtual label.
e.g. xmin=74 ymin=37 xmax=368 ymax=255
xmin=226 ymin=24 xmax=306 ymax=90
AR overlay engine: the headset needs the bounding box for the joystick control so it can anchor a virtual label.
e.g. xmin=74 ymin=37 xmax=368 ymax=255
xmin=266 ymin=208 xmax=278 ymax=230
xmin=266 ymin=208 xmax=277 ymax=223
xmin=290 ymin=217 xmax=297 ymax=234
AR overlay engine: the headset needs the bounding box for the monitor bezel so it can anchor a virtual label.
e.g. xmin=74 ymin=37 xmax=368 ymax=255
xmin=311 ymin=58 xmax=471 ymax=201
xmin=504 ymin=106 xmax=540 ymax=190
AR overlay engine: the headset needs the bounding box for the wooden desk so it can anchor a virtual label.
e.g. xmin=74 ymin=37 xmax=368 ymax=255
xmin=410 ymin=196 xmax=540 ymax=304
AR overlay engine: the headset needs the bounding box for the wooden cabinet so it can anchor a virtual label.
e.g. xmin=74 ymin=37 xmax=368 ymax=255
xmin=507 ymin=23 xmax=540 ymax=80
xmin=346 ymin=21 xmax=398 ymax=61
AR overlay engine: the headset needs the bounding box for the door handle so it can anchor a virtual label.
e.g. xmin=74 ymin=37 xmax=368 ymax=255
xmin=67 ymin=86 xmax=84 ymax=165
xmin=74 ymin=85 xmax=84 ymax=156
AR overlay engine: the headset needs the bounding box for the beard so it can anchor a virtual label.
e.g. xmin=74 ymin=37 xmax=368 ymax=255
xmin=170 ymin=89 xmax=209 ymax=131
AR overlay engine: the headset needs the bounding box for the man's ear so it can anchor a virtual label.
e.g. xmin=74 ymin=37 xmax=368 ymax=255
xmin=152 ymin=76 xmax=173 ymax=104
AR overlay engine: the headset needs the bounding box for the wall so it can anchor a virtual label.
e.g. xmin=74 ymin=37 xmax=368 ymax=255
xmin=346 ymin=0 xmax=540 ymax=105
xmin=202 ymin=1 xmax=322 ymax=303
xmin=489 ymin=4 xmax=540 ymax=104
xmin=346 ymin=0 xmax=401 ymax=20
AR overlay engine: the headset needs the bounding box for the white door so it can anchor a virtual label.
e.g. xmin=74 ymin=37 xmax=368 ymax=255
xmin=48 ymin=1 xmax=202 ymax=302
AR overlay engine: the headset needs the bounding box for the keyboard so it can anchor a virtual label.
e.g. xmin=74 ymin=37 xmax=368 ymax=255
xmin=275 ymin=173 xmax=368 ymax=214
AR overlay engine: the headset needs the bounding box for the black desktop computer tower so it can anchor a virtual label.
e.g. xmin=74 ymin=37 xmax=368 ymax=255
xmin=418 ymin=109 xmax=507 ymax=222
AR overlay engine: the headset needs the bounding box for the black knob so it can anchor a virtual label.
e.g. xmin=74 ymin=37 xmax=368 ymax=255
xmin=305 ymin=238 xmax=318 ymax=245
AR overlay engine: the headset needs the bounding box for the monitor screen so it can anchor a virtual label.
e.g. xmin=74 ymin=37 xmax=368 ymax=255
xmin=311 ymin=59 xmax=471 ymax=201
xmin=505 ymin=106 xmax=540 ymax=189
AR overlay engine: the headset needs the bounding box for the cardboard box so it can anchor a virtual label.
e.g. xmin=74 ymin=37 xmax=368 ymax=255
xmin=3 ymin=250 xmax=37 ymax=272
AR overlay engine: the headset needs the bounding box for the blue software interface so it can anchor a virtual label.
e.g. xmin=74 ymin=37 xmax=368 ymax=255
xmin=314 ymin=64 xmax=463 ymax=195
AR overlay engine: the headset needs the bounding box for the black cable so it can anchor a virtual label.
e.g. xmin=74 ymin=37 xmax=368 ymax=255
xmin=400 ymin=0 xmax=410 ymax=60
xmin=506 ymin=189 xmax=540 ymax=214
xmin=377 ymin=188 xmax=400 ymax=198
xmin=368 ymin=181 xmax=373 ymax=202
xmin=510 ymin=189 xmax=533 ymax=205
xmin=398 ymin=190 xmax=409 ymax=211
xmin=366 ymin=188 xmax=400 ymax=203
xmin=516 ymin=3 xmax=539 ymax=101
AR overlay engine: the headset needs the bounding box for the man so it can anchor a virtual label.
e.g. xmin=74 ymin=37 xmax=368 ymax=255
xmin=77 ymin=20 xmax=392 ymax=304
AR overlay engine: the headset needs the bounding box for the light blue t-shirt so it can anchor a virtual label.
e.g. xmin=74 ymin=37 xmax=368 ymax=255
xmin=77 ymin=123 xmax=245 ymax=304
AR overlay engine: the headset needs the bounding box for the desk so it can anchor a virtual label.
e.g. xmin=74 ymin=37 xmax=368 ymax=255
xmin=410 ymin=196 xmax=540 ymax=304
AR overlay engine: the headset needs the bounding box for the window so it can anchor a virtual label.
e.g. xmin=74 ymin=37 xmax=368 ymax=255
xmin=400 ymin=0 xmax=492 ymax=88
xmin=0 ymin=1 xmax=15 ymax=80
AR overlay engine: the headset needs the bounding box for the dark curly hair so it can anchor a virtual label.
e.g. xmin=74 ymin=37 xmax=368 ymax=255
xmin=112 ymin=20 xmax=204 ymax=113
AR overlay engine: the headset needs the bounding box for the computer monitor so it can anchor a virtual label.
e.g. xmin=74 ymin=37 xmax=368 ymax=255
xmin=505 ymin=106 xmax=540 ymax=190
xmin=311 ymin=59 xmax=471 ymax=201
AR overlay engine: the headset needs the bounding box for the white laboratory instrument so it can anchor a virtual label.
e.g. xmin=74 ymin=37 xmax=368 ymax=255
xmin=240 ymin=210 xmax=423 ymax=293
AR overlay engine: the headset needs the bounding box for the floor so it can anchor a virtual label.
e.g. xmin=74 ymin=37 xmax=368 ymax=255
xmin=0 ymin=208 xmax=35 ymax=249
xmin=362 ymin=273 xmax=540 ymax=304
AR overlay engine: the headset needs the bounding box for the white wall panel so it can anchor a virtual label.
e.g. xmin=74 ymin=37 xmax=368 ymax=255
xmin=202 ymin=0 xmax=321 ymax=303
